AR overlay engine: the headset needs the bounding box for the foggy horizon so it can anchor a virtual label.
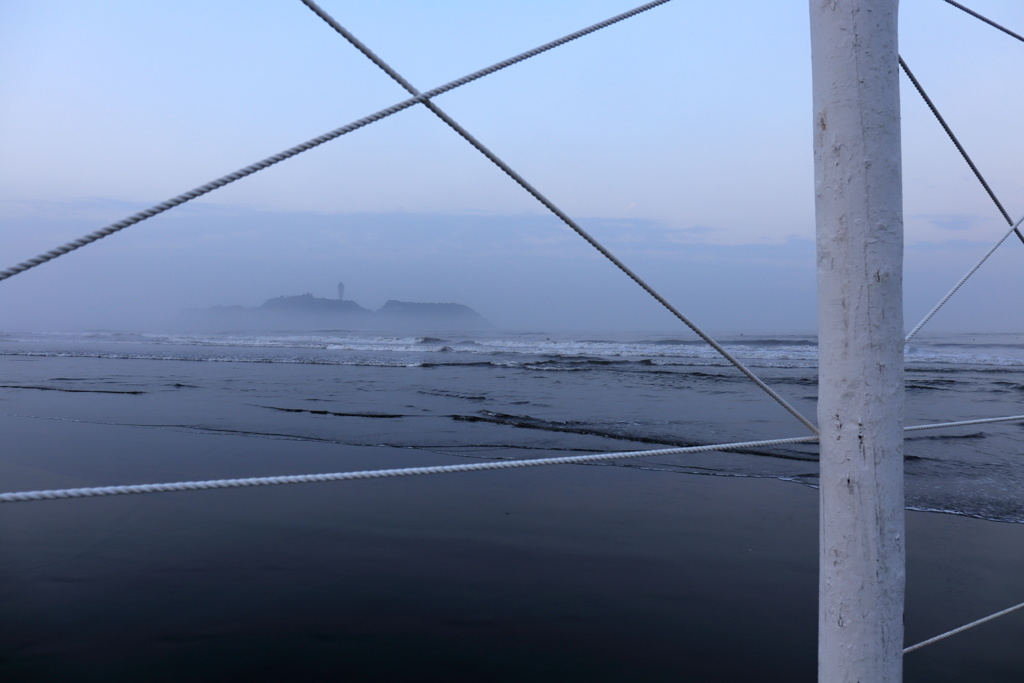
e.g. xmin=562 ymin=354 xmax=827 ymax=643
xmin=3 ymin=198 xmax=1023 ymax=336
xmin=3 ymin=1 xmax=1023 ymax=336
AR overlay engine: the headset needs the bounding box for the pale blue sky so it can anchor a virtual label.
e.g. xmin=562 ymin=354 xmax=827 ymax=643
xmin=1 ymin=1 xmax=1023 ymax=331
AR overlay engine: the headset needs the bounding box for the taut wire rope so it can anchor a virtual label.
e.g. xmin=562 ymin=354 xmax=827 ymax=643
xmin=298 ymin=0 xmax=818 ymax=435
xmin=904 ymin=600 xmax=1024 ymax=654
xmin=0 ymin=435 xmax=821 ymax=503
xmin=898 ymin=56 xmax=1021 ymax=240
xmin=5 ymin=415 xmax=1024 ymax=504
xmin=7 ymin=0 xmax=1024 ymax=662
xmin=899 ymin=49 xmax=1024 ymax=339
xmin=0 ymin=0 xmax=670 ymax=284
xmin=903 ymin=413 xmax=1024 ymax=431
xmin=905 ymin=214 xmax=1024 ymax=342
xmin=942 ymin=0 xmax=1024 ymax=45
xmin=900 ymin=5 xmax=1024 ymax=653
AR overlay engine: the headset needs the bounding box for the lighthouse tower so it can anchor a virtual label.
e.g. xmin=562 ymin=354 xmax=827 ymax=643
xmin=337 ymin=282 xmax=345 ymax=301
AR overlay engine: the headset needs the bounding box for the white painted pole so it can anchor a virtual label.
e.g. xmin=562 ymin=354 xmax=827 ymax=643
xmin=809 ymin=1 xmax=905 ymax=682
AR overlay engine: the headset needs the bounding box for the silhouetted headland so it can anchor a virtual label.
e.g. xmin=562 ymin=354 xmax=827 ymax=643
xmin=180 ymin=286 xmax=490 ymax=332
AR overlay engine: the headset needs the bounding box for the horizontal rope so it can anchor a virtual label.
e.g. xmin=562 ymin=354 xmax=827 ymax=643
xmin=904 ymin=600 xmax=1024 ymax=654
xmin=905 ymin=414 xmax=1024 ymax=431
xmin=300 ymin=0 xmax=818 ymax=435
xmin=905 ymin=215 xmax=1024 ymax=343
xmin=5 ymin=415 xmax=1024 ymax=504
xmin=0 ymin=0 xmax=666 ymax=283
xmin=0 ymin=435 xmax=820 ymax=503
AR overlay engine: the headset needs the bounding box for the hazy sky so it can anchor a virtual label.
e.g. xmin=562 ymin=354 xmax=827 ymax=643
xmin=2 ymin=0 xmax=1023 ymax=332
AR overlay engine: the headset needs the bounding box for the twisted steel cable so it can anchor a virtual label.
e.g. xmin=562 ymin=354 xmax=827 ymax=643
xmin=0 ymin=435 xmax=820 ymax=503
xmin=299 ymin=0 xmax=818 ymax=434
xmin=906 ymin=215 xmax=1024 ymax=342
xmin=942 ymin=0 xmax=1024 ymax=44
xmin=898 ymin=56 xmax=1021 ymax=241
xmin=0 ymin=0 xmax=671 ymax=283
xmin=5 ymin=415 xmax=1024 ymax=503
xmin=904 ymin=600 xmax=1024 ymax=654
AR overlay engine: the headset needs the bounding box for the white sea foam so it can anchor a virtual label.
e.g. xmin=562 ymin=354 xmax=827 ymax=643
xmin=4 ymin=329 xmax=1024 ymax=371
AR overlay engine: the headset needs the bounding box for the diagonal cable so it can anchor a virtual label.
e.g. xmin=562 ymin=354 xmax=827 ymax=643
xmin=904 ymin=599 xmax=1024 ymax=654
xmin=942 ymin=0 xmax=1024 ymax=44
xmin=906 ymin=214 xmax=1024 ymax=343
xmin=299 ymin=0 xmax=818 ymax=434
xmin=0 ymin=0 xmax=670 ymax=284
xmin=898 ymin=56 xmax=1021 ymax=241
xmin=0 ymin=103 xmax=422 ymax=283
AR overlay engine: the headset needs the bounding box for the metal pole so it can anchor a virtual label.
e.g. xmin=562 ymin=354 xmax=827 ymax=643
xmin=809 ymin=1 xmax=905 ymax=681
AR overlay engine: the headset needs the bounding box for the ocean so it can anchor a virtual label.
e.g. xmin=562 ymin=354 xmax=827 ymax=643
xmin=2 ymin=328 xmax=1023 ymax=680
xmin=4 ymin=328 xmax=1024 ymax=522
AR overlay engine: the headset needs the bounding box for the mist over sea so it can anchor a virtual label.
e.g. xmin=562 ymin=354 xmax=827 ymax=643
xmin=3 ymin=328 xmax=1024 ymax=681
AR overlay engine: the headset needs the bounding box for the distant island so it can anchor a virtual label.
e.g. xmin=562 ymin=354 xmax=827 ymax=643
xmin=180 ymin=282 xmax=490 ymax=331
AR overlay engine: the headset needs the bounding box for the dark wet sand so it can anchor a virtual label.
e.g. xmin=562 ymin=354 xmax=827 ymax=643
xmin=1 ymin=413 xmax=1023 ymax=682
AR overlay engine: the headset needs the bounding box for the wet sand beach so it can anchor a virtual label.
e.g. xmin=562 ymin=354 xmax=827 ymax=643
xmin=2 ymin=409 xmax=1023 ymax=682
